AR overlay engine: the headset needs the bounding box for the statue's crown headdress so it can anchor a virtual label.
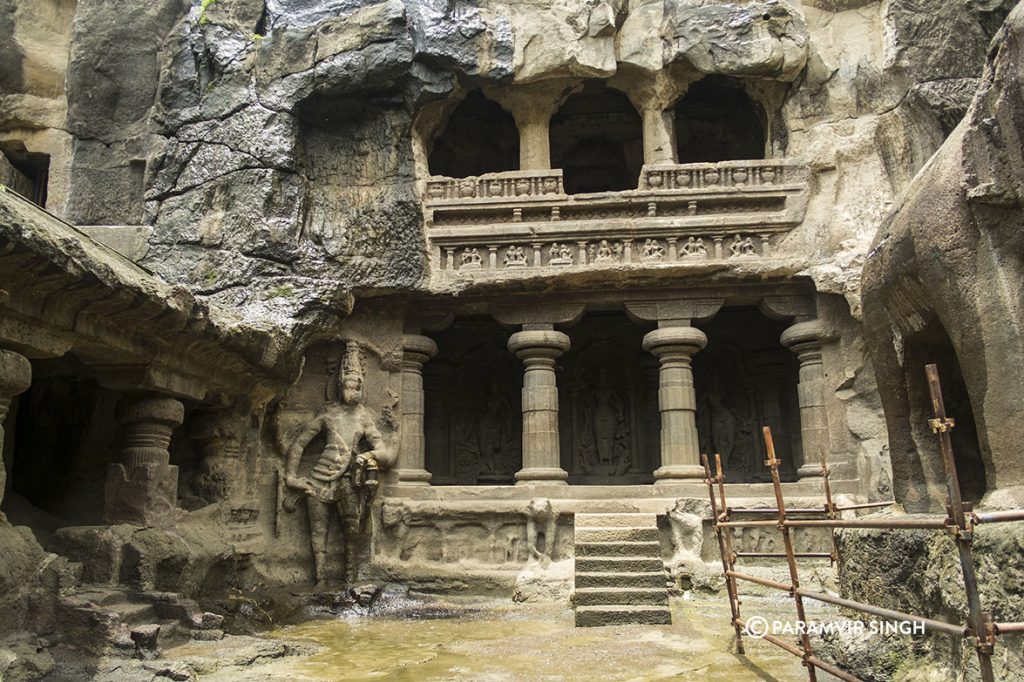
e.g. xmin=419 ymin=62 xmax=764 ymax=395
xmin=342 ymin=341 xmax=364 ymax=379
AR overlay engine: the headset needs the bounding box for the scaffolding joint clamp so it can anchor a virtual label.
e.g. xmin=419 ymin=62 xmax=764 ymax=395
xmin=927 ymin=417 xmax=955 ymax=433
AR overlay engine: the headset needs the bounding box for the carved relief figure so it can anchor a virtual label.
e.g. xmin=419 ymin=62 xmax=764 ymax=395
xmin=589 ymin=239 xmax=619 ymax=263
xmin=575 ymin=367 xmax=631 ymax=477
xmin=476 ymin=374 xmax=516 ymax=475
xmin=641 ymin=239 xmax=665 ymax=261
xmin=504 ymin=245 xmax=528 ymax=267
xmin=667 ymin=499 xmax=705 ymax=565
xmin=525 ymin=498 xmax=559 ymax=565
xmin=592 ymin=369 xmax=626 ymax=465
xmin=282 ymin=342 xmax=385 ymax=586
xmin=730 ymin=234 xmax=757 ymax=257
xmin=549 ymin=242 xmax=574 ymax=265
xmin=460 ymin=247 xmax=483 ymax=269
xmin=681 ymin=236 xmax=708 ymax=258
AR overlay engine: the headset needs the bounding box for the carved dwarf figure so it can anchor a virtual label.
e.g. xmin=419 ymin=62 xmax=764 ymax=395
xmin=284 ymin=342 xmax=386 ymax=586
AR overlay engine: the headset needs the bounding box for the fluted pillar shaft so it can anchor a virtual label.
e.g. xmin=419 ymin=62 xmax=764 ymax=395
xmin=397 ymin=334 xmax=437 ymax=485
xmin=643 ymin=326 xmax=707 ymax=480
xmin=0 ymin=349 xmax=32 ymax=510
xmin=106 ymin=393 xmax=184 ymax=526
xmin=781 ymin=320 xmax=828 ymax=478
xmin=508 ymin=329 xmax=570 ymax=485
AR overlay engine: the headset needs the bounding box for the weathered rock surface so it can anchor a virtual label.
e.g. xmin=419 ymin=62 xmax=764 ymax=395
xmin=2 ymin=0 xmax=1007 ymax=326
xmin=832 ymin=522 xmax=1024 ymax=680
xmin=864 ymin=1 xmax=1024 ymax=511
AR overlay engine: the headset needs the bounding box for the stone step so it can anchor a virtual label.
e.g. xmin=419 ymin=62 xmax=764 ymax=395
xmin=575 ymin=513 xmax=658 ymax=528
xmin=575 ymin=571 xmax=667 ymax=589
xmin=575 ymin=587 xmax=670 ymax=607
xmin=575 ymin=556 xmax=665 ymax=573
xmin=574 ymin=527 xmax=660 ymax=543
xmin=575 ymin=541 xmax=661 ymax=557
xmin=574 ymin=605 xmax=673 ymax=627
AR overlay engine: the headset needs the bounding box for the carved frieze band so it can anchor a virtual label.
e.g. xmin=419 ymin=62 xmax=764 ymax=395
xmin=436 ymin=233 xmax=774 ymax=273
xmin=425 ymin=169 xmax=564 ymax=202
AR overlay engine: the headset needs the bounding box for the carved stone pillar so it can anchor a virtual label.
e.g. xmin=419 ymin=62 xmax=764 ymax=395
xmin=781 ymin=320 xmax=828 ymax=478
xmin=105 ymin=394 xmax=184 ymax=526
xmin=396 ymin=334 xmax=437 ymax=485
xmin=643 ymin=326 xmax=707 ymax=481
xmin=508 ymin=329 xmax=570 ymax=485
xmin=492 ymin=86 xmax=561 ymax=171
xmin=0 ymin=349 xmax=31 ymax=510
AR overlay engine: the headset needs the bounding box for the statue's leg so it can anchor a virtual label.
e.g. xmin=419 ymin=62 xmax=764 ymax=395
xmin=526 ymin=519 xmax=539 ymax=560
xmin=544 ymin=516 xmax=558 ymax=560
xmin=338 ymin=480 xmax=362 ymax=585
xmin=306 ymin=497 xmax=331 ymax=585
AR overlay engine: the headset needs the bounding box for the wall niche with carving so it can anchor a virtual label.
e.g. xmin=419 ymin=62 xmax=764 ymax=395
xmin=424 ymin=318 xmax=523 ymax=485
xmin=693 ymin=307 xmax=801 ymax=482
xmin=558 ymin=312 xmax=659 ymax=484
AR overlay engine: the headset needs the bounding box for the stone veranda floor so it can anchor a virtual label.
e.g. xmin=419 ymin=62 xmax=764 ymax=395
xmin=79 ymin=593 xmax=842 ymax=681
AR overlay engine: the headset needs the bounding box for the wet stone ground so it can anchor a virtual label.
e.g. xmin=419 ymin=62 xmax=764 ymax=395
xmin=161 ymin=593 xmax=837 ymax=681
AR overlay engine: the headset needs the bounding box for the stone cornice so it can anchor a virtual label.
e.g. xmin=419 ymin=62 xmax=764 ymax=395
xmin=0 ymin=189 xmax=301 ymax=401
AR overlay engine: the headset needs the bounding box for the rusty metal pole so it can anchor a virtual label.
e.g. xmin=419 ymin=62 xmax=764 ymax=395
xmin=820 ymin=449 xmax=841 ymax=566
xmin=764 ymin=427 xmax=818 ymax=682
xmin=702 ymin=453 xmax=745 ymax=653
xmin=923 ymin=364 xmax=995 ymax=682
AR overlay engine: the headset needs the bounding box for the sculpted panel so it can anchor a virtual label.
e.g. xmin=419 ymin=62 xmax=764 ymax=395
xmin=274 ymin=341 xmax=399 ymax=586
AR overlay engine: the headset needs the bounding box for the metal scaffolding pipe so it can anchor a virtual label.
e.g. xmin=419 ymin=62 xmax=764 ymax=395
xmin=795 ymin=587 xmax=967 ymax=637
xmin=735 ymin=552 xmax=833 ymax=559
xmin=726 ymin=570 xmax=793 ymax=592
xmin=974 ymin=510 xmax=1024 ymax=524
xmin=716 ymin=517 xmax=949 ymax=530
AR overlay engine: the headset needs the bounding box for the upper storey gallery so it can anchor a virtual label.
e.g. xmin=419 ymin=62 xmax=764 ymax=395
xmin=413 ymin=72 xmax=809 ymax=279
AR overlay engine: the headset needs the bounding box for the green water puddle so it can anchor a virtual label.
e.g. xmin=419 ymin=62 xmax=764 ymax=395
xmin=265 ymin=596 xmax=813 ymax=681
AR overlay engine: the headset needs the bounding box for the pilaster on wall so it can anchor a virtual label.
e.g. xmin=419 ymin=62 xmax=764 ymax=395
xmin=396 ymin=334 xmax=438 ymax=485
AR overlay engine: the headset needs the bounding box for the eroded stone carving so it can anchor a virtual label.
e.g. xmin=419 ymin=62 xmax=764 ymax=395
xmin=641 ymin=238 xmax=665 ymax=262
xmin=281 ymin=342 xmax=387 ymax=585
xmin=549 ymin=242 xmax=574 ymax=265
xmin=525 ymin=498 xmax=559 ymax=565
xmin=503 ymin=245 xmax=528 ymax=267
xmin=460 ymin=247 xmax=484 ymax=269
xmin=681 ymin=236 xmax=708 ymax=258
xmin=729 ymin=234 xmax=757 ymax=257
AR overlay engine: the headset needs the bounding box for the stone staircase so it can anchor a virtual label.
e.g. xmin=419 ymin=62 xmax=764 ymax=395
xmin=573 ymin=512 xmax=672 ymax=627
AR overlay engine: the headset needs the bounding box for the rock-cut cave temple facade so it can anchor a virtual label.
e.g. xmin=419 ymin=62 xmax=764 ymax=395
xmin=2 ymin=0 xmax=1024 ymax=677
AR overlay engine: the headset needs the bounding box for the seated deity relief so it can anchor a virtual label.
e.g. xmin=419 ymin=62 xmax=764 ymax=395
xmin=274 ymin=340 xmax=399 ymax=587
